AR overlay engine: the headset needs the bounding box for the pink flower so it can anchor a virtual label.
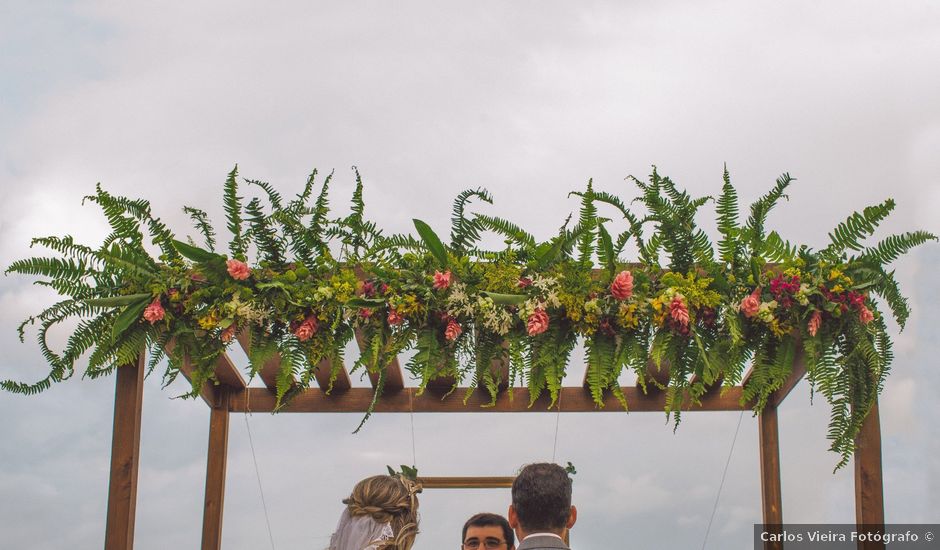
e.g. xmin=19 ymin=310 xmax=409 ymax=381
xmin=807 ymin=310 xmax=822 ymax=337
xmin=359 ymin=308 xmax=373 ymax=319
xmin=226 ymin=259 xmax=251 ymax=280
xmin=220 ymin=324 xmax=236 ymax=343
xmin=433 ymin=270 xmax=452 ymax=290
xmin=142 ymin=298 xmax=165 ymax=324
xmin=294 ymin=315 xmax=318 ymax=342
xmin=739 ymin=287 xmax=761 ymax=318
xmin=527 ymin=308 xmax=550 ymax=336
xmin=444 ymin=319 xmax=462 ymax=341
xmin=610 ymin=270 xmax=634 ymax=300
xmin=517 ymin=277 xmax=533 ymax=289
xmin=859 ymin=305 xmax=875 ymax=325
xmin=670 ymin=296 xmax=689 ymax=328
xmin=387 ymin=309 xmax=404 ymax=326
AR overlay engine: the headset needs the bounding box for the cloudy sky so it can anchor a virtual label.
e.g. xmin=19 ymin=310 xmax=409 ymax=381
xmin=1 ymin=1 xmax=939 ymax=549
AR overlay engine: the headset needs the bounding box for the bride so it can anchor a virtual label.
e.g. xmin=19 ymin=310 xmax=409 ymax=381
xmin=327 ymin=474 xmax=421 ymax=550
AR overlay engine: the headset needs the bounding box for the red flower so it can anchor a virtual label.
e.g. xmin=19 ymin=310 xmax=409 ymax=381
xmin=220 ymin=324 xmax=236 ymax=343
xmin=517 ymin=277 xmax=533 ymax=289
xmin=444 ymin=319 xmax=462 ymax=341
xmin=670 ymin=296 xmax=689 ymax=328
xmin=610 ymin=270 xmax=634 ymax=300
xmin=359 ymin=308 xmax=373 ymax=319
xmin=387 ymin=309 xmax=404 ymax=326
xmin=294 ymin=315 xmax=318 ymax=341
xmin=226 ymin=259 xmax=251 ymax=280
xmin=807 ymin=310 xmax=822 ymax=337
xmin=360 ymin=281 xmax=376 ymax=297
xmin=142 ymin=298 xmax=165 ymax=324
xmin=739 ymin=287 xmax=761 ymax=318
xmin=858 ymin=305 xmax=875 ymax=325
xmin=527 ymin=308 xmax=550 ymax=336
xmin=433 ymin=270 xmax=452 ymax=290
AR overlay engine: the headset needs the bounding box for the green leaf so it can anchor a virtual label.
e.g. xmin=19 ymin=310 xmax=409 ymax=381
xmin=480 ymin=291 xmax=527 ymax=305
xmin=86 ymin=293 xmax=152 ymax=307
xmin=413 ymin=219 xmax=449 ymax=267
xmin=111 ymin=297 xmax=151 ymax=340
xmin=345 ymin=297 xmax=387 ymax=308
xmin=596 ymin=223 xmax=616 ymax=276
xmin=172 ymin=239 xmax=222 ymax=264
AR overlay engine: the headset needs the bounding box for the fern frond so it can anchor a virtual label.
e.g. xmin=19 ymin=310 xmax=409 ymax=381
xmin=823 ymin=199 xmax=895 ymax=257
xmin=182 ymin=206 xmax=216 ymax=251
xmin=222 ymin=166 xmax=247 ymax=259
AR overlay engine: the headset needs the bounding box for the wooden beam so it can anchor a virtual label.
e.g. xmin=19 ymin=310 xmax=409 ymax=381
xmin=758 ymin=404 xmax=783 ymax=550
xmin=767 ymin=340 xmax=807 ymax=408
xmin=314 ymin=357 xmax=352 ymax=392
xmin=202 ymin=387 xmax=230 ymax=550
xmin=236 ymin=330 xmax=292 ymax=391
xmin=105 ymin=355 xmax=145 ymax=550
xmin=418 ymin=476 xmax=514 ymax=489
xmin=164 ymin=340 xmax=214 ymax=407
xmin=229 ymin=385 xmax=751 ymax=413
xmin=354 ymin=328 xmax=404 ymax=391
xmin=854 ymin=399 xmax=885 ymax=550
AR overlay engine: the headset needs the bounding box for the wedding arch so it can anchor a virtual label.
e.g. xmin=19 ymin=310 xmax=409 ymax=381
xmin=6 ymin=166 xmax=933 ymax=549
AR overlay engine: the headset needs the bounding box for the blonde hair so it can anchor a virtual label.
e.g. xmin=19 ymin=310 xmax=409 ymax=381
xmin=342 ymin=475 xmax=420 ymax=550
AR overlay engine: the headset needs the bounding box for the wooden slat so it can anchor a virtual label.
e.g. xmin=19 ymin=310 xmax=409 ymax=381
xmin=105 ymin=355 xmax=145 ymax=550
xmin=314 ymin=357 xmax=352 ymax=392
xmin=229 ymin=385 xmax=751 ymax=413
xmin=855 ymin=399 xmax=885 ymax=550
xmin=354 ymin=328 xmax=404 ymax=391
xmin=236 ymin=330 xmax=290 ymax=391
xmin=767 ymin=348 xmax=807 ymax=408
xmin=758 ymin=404 xmax=783 ymax=550
xmin=202 ymin=387 xmax=230 ymax=550
xmin=418 ymin=476 xmax=514 ymax=489
xmin=164 ymin=339 xmax=246 ymax=407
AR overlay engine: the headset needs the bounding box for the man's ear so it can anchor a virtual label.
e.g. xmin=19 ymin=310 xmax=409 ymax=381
xmin=566 ymin=505 xmax=577 ymax=529
xmin=508 ymin=504 xmax=519 ymax=528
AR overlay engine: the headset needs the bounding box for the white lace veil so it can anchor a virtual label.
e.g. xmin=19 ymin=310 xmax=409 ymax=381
xmin=327 ymin=508 xmax=395 ymax=550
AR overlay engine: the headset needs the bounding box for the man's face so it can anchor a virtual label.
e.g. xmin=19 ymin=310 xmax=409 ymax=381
xmin=464 ymin=524 xmax=513 ymax=550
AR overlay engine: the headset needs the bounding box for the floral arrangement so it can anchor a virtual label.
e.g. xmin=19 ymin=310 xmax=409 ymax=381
xmin=5 ymin=165 xmax=935 ymax=469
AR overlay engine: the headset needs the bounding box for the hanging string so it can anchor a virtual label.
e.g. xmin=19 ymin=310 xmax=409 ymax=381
xmin=551 ymin=390 xmax=562 ymax=462
xmin=408 ymin=388 xmax=417 ymax=468
xmin=244 ymin=399 xmax=277 ymax=550
xmin=700 ymin=410 xmax=745 ymax=550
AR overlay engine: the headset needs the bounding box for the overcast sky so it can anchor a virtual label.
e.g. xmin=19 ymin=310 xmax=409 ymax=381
xmin=1 ymin=1 xmax=939 ymax=549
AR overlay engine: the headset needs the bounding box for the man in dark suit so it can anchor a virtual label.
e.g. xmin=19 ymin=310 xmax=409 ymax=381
xmin=507 ymin=463 xmax=577 ymax=550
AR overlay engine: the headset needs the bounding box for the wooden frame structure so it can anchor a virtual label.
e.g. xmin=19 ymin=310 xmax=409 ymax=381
xmin=103 ymin=331 xmax=886 ymax=550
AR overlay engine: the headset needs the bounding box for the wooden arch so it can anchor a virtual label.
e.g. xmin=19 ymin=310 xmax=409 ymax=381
xmin=103 ymin=329 xmax=885 ymax=550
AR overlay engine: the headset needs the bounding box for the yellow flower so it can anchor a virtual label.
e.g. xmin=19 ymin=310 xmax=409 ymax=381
xmin=198 ymin=312 xmax=220 ymax=330
xmin=617 ymin=303 xmax=639 ymax=330
xmin=829 ymin=269 xmax=842 ymax=281
xmin=831 ymin=284 xmax=844 ymax=293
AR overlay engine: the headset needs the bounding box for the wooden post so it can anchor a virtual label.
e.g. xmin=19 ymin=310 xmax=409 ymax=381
xmin=105 ymin=354 xmax=145 ymax=550
xmin=758 ymin=404 xmax=783 ymax=550
xmin=202 ymin=387 xmax=231 ymax=550
xmin=854 ymin=399 xmax=885 ymax=550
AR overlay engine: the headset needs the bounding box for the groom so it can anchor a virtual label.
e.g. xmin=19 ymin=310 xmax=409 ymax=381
xmin=508 ymin=463 xmax=577 ymax=550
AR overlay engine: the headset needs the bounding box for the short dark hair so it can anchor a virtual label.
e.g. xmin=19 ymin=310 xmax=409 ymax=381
xmin=511 ymin=463 xmax=572 ymax=531
xmin=462 ymin=513 xmax=515 ymax=548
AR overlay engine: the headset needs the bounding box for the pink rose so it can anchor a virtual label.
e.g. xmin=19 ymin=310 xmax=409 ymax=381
xmin=142 ymin=298 xmax=165 ymax=324
xmin=220 ymin=324 xmax=236 ymax=343
xmin=807 ymin=310 xmax=822 ymax=337
xmin=858 ymin=305 xmax=874 ymax=325
xmin=444 ymin=319 xmax=462 ymax=341
xmin=294 ymin=315 xmax=318 ymax=342
xmin=387 ymin=309 xmax=404 ymax=326
xmin=670 ymin=296 xmax=689 ymax=328
xmin=610 ymin=270 xmax=634 ymax=300
xmin=739 ymin=287 xmax=761 ymax=318
xmin=527 ymin=308 xmax=550 ymax=336
xmin=226 ymin=259 xmax=251 ymax=280
xmin=433 ymin=270 xmax=452 ymax=290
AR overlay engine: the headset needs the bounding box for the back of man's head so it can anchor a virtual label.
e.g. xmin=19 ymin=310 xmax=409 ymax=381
xmin=510 ymin=463 xmax=572 ymax=532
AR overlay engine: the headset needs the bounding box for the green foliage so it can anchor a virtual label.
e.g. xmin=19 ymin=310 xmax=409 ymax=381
xmin=5 ymin=164 xmax=934 ymax=470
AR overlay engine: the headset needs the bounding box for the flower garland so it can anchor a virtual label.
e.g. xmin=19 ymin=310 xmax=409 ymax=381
xmin=5 ymin=166 xmax=935 ymax=469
